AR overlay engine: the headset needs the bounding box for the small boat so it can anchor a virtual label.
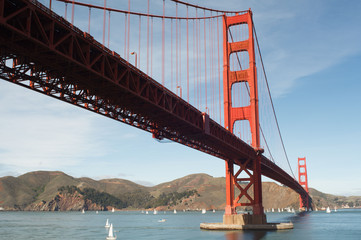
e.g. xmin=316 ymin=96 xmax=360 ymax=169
xmin=271 ymin=208 xmax=274 ymax=212
xmin=158 ymin=219 xmax=166 ymax=222
xmin=213 ymin=209 xmax=215 ymax=213
xmin=111 ymin=208 xmax=115 ymax=213
xmin=201 ymin=209 xmax=206 ymax=214
xmin=173 ymin=209 xmax=177 ymax=214
xmin=145 ymin=211 xmax=149 ymax=214
xmin=153 ymin=209 xmax=158 ymax=215
xmin=334 ymin=207 xmax=337 ymax=212
xmin=96 ymin=211 xmax=99 ymax=214
xmin=106 ymin=223 xmax=116 ymax=240
xmin=278 ymin=208 xmax=280 ymax=212
xmin=82 ymin=209 xmax=85 ymax=214
xmin=326 ymin=207 xmax=331 ymax=213
xmin=105 ymin=219 xmax=110 ymax=228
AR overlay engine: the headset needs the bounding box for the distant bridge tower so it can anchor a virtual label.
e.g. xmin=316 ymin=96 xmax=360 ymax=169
xmin=223 ymin=10 xmax=266 ymax=224
xmin=298 ymin=157 xmax=310 ymax=210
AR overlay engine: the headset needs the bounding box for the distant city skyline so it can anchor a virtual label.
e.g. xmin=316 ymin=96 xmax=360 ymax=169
xmin=0 ymin=0 xmax=361 ymax=196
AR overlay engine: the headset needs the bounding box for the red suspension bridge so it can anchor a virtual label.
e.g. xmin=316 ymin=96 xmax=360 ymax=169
xmin=0 ymin=0 xmax=311 ymax=225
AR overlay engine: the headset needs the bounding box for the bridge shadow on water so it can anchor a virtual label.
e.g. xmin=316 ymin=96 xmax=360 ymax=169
xmin=225 ymin=231 xmax=267 ymax=240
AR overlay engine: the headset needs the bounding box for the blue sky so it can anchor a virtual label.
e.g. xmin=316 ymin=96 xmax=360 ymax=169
xmin=0 ymin=0 xmax=361 ymax=196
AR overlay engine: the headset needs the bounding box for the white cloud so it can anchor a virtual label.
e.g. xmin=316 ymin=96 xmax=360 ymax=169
xmin=0 ymin=81 xmax=103 ymax=172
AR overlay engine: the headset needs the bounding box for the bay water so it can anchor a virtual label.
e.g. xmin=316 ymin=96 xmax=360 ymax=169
xmin=0 ymin=209 xmax=360 ymax=239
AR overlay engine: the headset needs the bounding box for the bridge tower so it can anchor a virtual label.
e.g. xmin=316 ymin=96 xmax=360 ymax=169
xmin=222 ymin=10 xmax=266 ymax=224
xmin=298 ymin=157 xmax=310 ymax=210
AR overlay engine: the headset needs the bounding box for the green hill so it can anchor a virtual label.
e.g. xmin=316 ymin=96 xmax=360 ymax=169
xmin=0 ymin=171 xmax=360 ymax=211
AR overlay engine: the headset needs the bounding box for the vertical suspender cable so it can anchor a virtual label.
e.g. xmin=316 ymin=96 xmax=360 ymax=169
xmin=151 ymin=17 xmax=153 ymax=77
xmin=127 ymin=0 xmax=130 ymax=61
xmin=147 ymin=0 xmax=150 ymax=74
xmin=107 ymin=11 xmax=110 ymax=48
xmin=162 ymin=0 xmax=165 ymax=86
xmin=171 ymin=19 xmax=174 ymax=91
xmin=64 ymin=3 xmax=67 ymax=20
xmin=102 ymin=0 xmax=105 ymax=45
xmin=192 ymin=19 xmax=196 ymax=107
xmin=176 ymin=4 xmax=178 ymax=89
xmin=217 ymin=16 xmax=221 ymax=125
xmin=88 ymin=7 xmax=91 ymax=34
xmin=203 ymin=10 xmax=207 ymax=112
xmin=186 ymin=6 xmax=189 ymax=102
xmin=71 ymin=0 xmax=74 ymax=25
xmin=179 ymin=19 xmax=182 ymax=97
xmin=124 ymin=14 xmax=127 ymax=58
xmin=138 ymin=15 xmax=141 ymax=68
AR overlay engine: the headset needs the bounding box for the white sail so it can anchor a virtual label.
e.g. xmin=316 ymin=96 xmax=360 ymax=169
xmin=105 ymin=219 xmax=110 ymax=228
xmin=326 ymin=207 xmax=331 ymax=213
xmin=173 ymin=209 xmax=177 ymax=214
xmin=201 ymin=209 xmax=206 ymax=214
xmin=106 ymin=223 xmax=116 ymax=240
xmin=153 ymin=209 xmax=158 ymax=215
xmin=111 ymin=208 xmax=115 ymax=213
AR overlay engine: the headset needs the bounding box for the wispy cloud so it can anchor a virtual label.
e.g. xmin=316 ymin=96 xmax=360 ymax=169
xmin=0 ymin=81 xmax=103 ymax=173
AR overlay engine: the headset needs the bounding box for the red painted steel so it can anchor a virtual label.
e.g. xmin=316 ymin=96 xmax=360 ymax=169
xmin=0 ymin=0 xmax=310 ymax=209
xmin=223 ymin=11 xmax=264 ymax=216
xmin=298 ymin=157 xmax=310 ymax=210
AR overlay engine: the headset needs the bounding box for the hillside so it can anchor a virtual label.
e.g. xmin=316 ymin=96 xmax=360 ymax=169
xmin=0 ymin=171 xmax=360 ymax=211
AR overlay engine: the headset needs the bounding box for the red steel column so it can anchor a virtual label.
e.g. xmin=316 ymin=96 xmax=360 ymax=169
xmin=298 ymin=157 xmax=309 ymax=210
xmin=223 ymin=11 xmax=264 ymax=218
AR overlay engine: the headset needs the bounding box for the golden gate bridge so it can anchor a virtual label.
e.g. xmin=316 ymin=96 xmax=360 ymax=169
xmin=0 ymin=0 xmax=311 ymax=227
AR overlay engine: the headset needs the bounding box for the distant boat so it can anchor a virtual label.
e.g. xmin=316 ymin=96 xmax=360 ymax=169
xmin=111 ymin=208 xmax=115 ymax=213
xmin=334 ymin=207 xmax=337 ymax=212
xmin=146 ymin=211 xmax=149 ymax=214
xmin=81 ymin=209 xmax=85 ymax=214
xmin=271 ymin=208 xmax=274 ymax=212
xmin=326 ymin=207 xmax=331 ymax=213
xmin=105 ymin=219 xmax=110 ymax=228
xmin=153 ymin=209 xmax=158 ymax=215
xmin=106 ymin=223 xmax=116 ymax=240
xmin=96 ymin=211 xmax=99 ymax=214
xmin=201 ymin=209 xmax=206 ymax=214
xmin=141 ymin=210 xmax=144 ymax=214
xmin=278 ymin=208 xmax=280 ymax=212
xmin=213 ymin=209 xmax=215 ymax=213
xmin=158 ymin=219 xmax=166 ymax=222
xmin=173 ymin=209 xmax=177 ymax=214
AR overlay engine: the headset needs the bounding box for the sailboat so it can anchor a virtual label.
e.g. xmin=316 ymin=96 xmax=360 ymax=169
xmin=105 ymin=219 xmax=110 ymax=228
xmin=145 ymin=211 xmax=149 ymax=214
xmin=81 ymin=209 xmax=85 ymax=214
xmin=278 ymin=208 xmax=280 ymax=212
xmin=106 ymin=223 xmax=116 ymax=240
xmin=111 ymin=208 xmax=115 ymax=213
xmin=326 ymin=207 xmax=331 ymax=213
xmin=201 ymin=209 xmax=206 ymax=214
xmin=334 ymin=207 xmax=337 ymax=212
xmin=213 ymin=209 xmax=215 ymax=213
xmin=173 ymin=209 xmax=177 ymax=214
xmin=153 ymin=209 xmax=158 ymax=215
